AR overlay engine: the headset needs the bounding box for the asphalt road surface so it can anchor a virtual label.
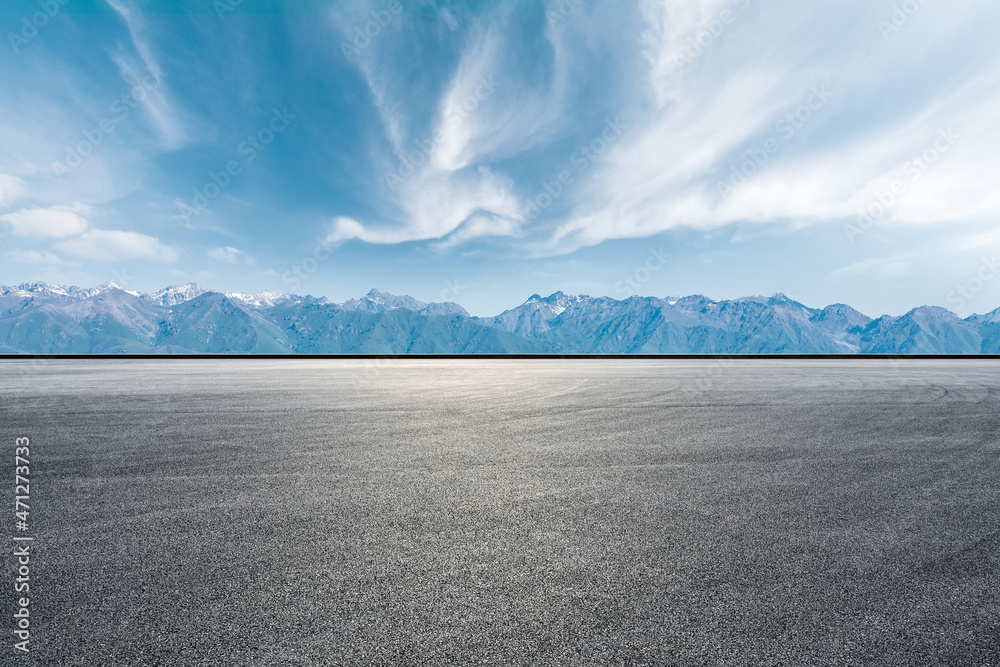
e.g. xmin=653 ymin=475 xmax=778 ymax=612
xmin=1 ymin=359 xmax=999 ymax=666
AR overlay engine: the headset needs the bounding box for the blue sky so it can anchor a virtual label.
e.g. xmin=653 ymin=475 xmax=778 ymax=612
xmin=1 ymin=0 xmax=999 ymax=316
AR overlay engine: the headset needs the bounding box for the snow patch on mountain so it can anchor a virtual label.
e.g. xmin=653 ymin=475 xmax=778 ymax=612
xmin=224 ymin=290 xmax=293 ymax=308
xmin=145 ymin=283 xmax=208 ymax=307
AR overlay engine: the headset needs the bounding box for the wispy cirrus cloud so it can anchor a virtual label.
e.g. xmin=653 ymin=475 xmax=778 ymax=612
xmin=639 ymin=0 xmax=750 ymax=109
xmin=7 ymin=250 xmax=78 ymax=266
xmin=105 ymin=0 xmax=187 ymax=150
xmin=827 ymin=256 xmax=912 ymax=282
xmin=542 ymin=0 xmax=1000 ymax=253
xmin=321 ymin=0 xmax=1000 ymax=260
xmin=327 ymin=4 xmax=581 ymax=248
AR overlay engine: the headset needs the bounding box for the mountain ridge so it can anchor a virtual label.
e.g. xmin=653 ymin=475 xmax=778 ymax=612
xmin=0 ymin=282 xmax=998 ymax=354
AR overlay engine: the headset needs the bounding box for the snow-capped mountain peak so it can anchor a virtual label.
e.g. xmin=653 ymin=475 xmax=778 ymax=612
xmin=340 ymin=289 xmax=428 ymax=313
xmin=95 ymin=282 xmax=141 ymax=297
xmin=145 ymin=283 xmax=208 ymax=307
xmin=5 ymin=281 xmax=124 ymax=301
xmin=224 ymin=290 xmax=292 ymax=308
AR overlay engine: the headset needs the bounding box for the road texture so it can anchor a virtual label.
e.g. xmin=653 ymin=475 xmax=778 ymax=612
xmin=1 ymin=359 xmax=998 ymax=665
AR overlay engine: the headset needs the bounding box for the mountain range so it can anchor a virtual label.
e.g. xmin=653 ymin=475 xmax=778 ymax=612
xmin=1 ymin=282 xmax=998 ymax=354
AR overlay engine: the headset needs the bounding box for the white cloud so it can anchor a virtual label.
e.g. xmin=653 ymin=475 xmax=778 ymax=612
xmin=713 ymin=81 xmax=1000 ymax=231
xmin=55 ymin=229 xmax=180 ymax=262
xmin=7 ymin=250 xmax=72 ymax=265
xmin=640 ymin=0 xmax=738 ymax=109
xmin=325 ymin=216 xmax=368 ymax=243
xmin=333 ymin=10 xmax=572 ymax=248
xmin=1 ymin=204 xmax=91 ymax=238
xmin=435 ymin=213 xmax=521 ymax=249
xmin=542 ymin=0 xmax=1000 ymax=254
xmin=430 ymin=29 xmax=547 ymax=172
xmin=208 ymin=246 xmax=257 ymax=268
xmin=430 ymin=31 xmax=504 ymax=173
xmin=105 ymin=0 xmax=186 ymax=149
xmin=430 ymin=21 xmax=573 ymax=173
xmin=327 ymin=0 xmax=1000 ymax=257
xmin=550 ymin=69 xmax=789 ymax=249
xmin=326 ymin=167 xmax=522 ymax=245
xmin=0 ymin=174 xmax=24 ymax=206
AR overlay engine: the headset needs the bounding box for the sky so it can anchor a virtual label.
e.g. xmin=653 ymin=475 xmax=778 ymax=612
xmin=1 ymin=0 xmax=999 ymax=317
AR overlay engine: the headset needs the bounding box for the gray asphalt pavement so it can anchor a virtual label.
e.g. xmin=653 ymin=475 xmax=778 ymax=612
xmin=1 ymin=359 xmax=999 ymax=665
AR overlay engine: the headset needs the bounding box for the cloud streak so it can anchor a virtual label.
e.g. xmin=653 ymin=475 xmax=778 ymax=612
xmin=105 ymin=0 xmax=186 ymax=149
xmin=56 ymin=229 xmax=180 ymax=263
xmin=208 ymin=246 xmax=257 ymax=268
